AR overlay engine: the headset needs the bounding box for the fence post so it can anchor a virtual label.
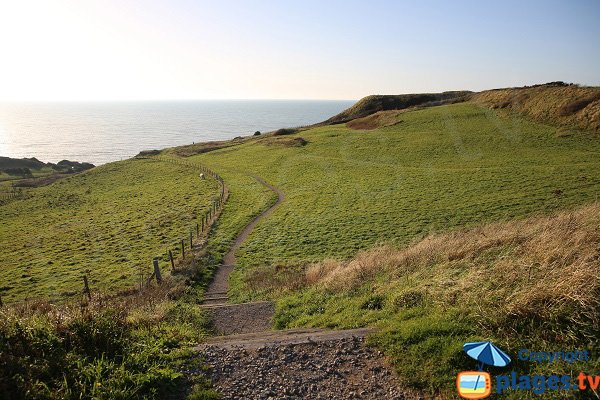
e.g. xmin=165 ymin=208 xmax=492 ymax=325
xmin=153 ymin=257 xmax=162 ymax=284
xmin=83 ymin=275 xmax=91 ymax=300
xmin=196 ymin=223 xmax=199 ymax=238
xmin=169 ymin=250 xmax=175 ymax=270
xmin=201 ymin=218 xmax=204 ymax=232
xmin=181 ymin=239 xmax=185 ymax=258
xmin=190 ymin=231 xmax=193 ymax=249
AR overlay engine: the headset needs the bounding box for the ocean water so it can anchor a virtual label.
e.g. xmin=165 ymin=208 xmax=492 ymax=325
xmin=0 ymin=100 xmax=354 ymax=165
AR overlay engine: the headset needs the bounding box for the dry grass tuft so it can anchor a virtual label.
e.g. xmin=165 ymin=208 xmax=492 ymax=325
xmin=3 ymin=276 xmax=180 ymax=328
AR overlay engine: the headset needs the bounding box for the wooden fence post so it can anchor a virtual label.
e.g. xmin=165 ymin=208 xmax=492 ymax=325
xmin=190 ymin=231 xmax=193 ymax=249
xmin=201 ymin=218 xmax=204 ymax=232
xmin=181 ymin=239 xmax=185 ymax=258
xmin=83 ymin=275 xmax=91 ymax=300
xmin=153 ymin=257 xmax=162 ymax=284
xmin=196 ymin=223 xmax=199 ymax=238
xmin=169 ymin=250 xmax=175 ymax=270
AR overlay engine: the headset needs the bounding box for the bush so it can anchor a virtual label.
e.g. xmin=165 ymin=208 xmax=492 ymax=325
xmin=0 ymin=303 xmax=207 ymax=400
xmin=254 ymin=131 xmax=261 ymax=136
xmin=558 ymin=93 xmax=600 ymax=116
xmin=273 ymin=128 xmax=298 ymax=136
xmin=361 ymin=294 xmax=385 ymax=310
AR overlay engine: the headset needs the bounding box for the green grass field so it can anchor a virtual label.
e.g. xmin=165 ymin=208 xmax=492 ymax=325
xmin=188 ymin=103 xmax=599 ymax=290
xmin=0 ymin=158 xmax=220 ymax=302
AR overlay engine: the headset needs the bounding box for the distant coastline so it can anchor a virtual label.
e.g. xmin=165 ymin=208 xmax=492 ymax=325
xmin=0 ymin=100 xmax=354 ymax=165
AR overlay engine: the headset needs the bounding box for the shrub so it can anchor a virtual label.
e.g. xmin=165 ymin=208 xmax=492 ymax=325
xmin=392 ymin=290 xmax=425 ymax=309
xmin=361 ymin=294 xmax=385 ymax=310
xmin=558 ymin=93 xmax=600 ymax=116
xmin=0 ymin=300 xmax=209 ymax=400
xmin=272 ymin=128 xmax=298 ymax=136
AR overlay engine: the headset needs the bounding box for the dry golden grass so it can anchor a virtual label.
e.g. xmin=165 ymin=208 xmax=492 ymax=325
xmin=472 ymin=83 xmax=600 ymax=132
xmin=303 ymin=202 xmax=599 ymax=340
xmin=2 ymin=275 xmax=180 ymax=330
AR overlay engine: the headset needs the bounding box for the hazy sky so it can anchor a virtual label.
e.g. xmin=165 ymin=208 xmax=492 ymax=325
xmin=0 ymin=0 xmax=598 ymax=101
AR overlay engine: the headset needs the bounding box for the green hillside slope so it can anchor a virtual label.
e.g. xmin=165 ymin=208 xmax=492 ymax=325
xmin=184 ymin=100 xmax=599 ymax=397
xmin=0 ymin=158 xmax=220 ymax=302
xmin=191 ymin=103 xmax=599 ymax=280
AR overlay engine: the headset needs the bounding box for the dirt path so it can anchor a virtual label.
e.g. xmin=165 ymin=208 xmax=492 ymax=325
xmin=222 ymin=176 xmax=285 ymax=266
xmin=204 ymin=175 xmax=285 ymax=303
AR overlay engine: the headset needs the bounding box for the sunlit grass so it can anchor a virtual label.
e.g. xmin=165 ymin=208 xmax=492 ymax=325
xmin=0 ymin=158 xmax=220 ymax=302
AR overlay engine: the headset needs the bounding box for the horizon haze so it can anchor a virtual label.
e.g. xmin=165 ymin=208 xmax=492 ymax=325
xmin=0 ymin=0 xmax=598 ymax=102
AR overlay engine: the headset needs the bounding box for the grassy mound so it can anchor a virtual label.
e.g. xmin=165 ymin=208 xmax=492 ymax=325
xmin=323 ymin=91 xmax=471 ymax=124
xmin=0 ymin=158 xmax=220 ymax=303
xmin=345 ymin=110 xmax=404 ymax=130
xmin=472 ymin=82 xmax=600 ymax=132
xmin=169 ymin=140 xmax=240 ymax=157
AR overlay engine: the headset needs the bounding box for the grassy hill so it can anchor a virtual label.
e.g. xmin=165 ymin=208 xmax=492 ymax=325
xmin=323 ymin=91 xmax=471 ymax=124
xmin=190 ymin=102 xmax=599 ymax=272
xmin=1 ymin=85 xmax=599 ymax=398
xmin=472 ymin=82 xmax=600 ymax=133
xmin=184 ymin=99 xmax=599 ymax=397
xmin=0 ymin=158 xmax=220 ymax=302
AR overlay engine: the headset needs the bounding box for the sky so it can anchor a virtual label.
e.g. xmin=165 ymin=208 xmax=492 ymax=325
xmin=0 ymin=0 xmax=598 ymax=101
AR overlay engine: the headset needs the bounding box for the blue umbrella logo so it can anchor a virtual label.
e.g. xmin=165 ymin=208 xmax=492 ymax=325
xmin=456 ymin=342 xmax=511 ymax=399
xmin=464 ymin=341 xmax=511 ymax=370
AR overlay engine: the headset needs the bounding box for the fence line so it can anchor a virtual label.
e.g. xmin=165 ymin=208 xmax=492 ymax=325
xmin=0 ymin=189 xmax=26 ymax=203
xmin=80 ymin=155 xmax=229 ymax=300
xmin=136 ymin=155 xmax=228 ymax=287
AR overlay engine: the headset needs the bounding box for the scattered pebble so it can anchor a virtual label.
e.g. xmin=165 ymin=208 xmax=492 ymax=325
xmin=185 ymin=336 xmax=421 ymax=399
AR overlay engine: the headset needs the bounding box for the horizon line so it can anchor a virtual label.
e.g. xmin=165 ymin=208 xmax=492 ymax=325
xmin=0 ymin=98 xmax=359 ymax=103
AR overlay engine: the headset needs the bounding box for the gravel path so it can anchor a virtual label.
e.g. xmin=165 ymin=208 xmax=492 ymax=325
xmin=191 ymin=336 xmax=417 ymax=400
xmin=204 ymin=301 xmax=275 ymax=335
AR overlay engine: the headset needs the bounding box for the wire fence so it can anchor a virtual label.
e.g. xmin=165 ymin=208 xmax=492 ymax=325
xmin=79 ymin=155 xmax=229 ymax=299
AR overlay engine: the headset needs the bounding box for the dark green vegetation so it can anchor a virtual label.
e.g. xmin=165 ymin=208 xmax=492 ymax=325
xmin=323 ymin=91 xmax=471 ymax=124
xmin=0 ymin=291 xmax=219 ymax=400
xmin=0 ymin=158 xmax=219 ymax=302
xmin=0 ymin=156 xmax=94 ymax=184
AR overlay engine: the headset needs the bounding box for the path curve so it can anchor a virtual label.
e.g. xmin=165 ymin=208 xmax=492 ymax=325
xmin=205 ymin=175 xmax=284 ymax=297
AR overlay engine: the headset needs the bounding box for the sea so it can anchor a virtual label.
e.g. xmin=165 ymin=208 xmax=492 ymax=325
xmin=0 ymin=100 xmax=354 ymax=165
